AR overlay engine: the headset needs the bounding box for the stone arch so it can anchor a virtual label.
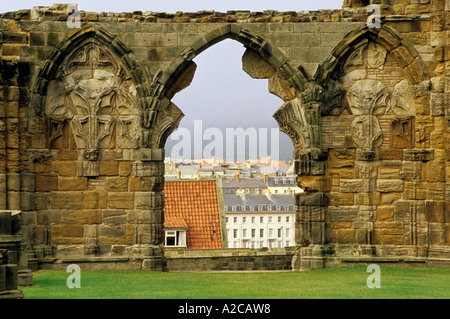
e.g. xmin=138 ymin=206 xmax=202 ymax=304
xmin=314 ymin=24 xmax=428 ymax=89
xmin=29 ymin=23 xmax=151 ymax=118
xmin=146 ymin=24 xmax=312 ymax=151
xmin=315 ymin=23 xmax=428 ymax=154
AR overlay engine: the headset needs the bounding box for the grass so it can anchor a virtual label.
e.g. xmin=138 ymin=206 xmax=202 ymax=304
xmin=20 ymin=266 xmax=450 ymax=299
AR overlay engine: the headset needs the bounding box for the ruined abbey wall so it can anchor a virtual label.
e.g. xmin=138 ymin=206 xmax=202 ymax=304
xmin=0 ymin=1 xmax=448 ymax=270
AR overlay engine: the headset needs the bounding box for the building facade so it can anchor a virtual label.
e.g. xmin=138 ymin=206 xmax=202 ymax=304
xmin=224 ymin=192 xmax=296 ymax=248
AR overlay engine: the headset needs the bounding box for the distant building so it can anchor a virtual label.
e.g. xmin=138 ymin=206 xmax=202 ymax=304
xmin=221 ymin=174 xmax=268 ymax=195
xmin=164 ymin=179 xmax=225 ymax=249
xmin=267 ymin=176 xmax=303 ymax=194
xmin=223 ymin=191 xmax=296 ymax=249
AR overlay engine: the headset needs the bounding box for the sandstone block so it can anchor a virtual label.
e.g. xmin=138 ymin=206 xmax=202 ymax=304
xmin=108 ymin=192 xmax=134 ymax=209
xmin=106 ymin=177 xmax=129 ymax=192
xmin=99 ymin=161 xmax=119 ymax=176
xmin=377 ymin=179 xmax=404 ymax=193
xmin=58 ymin=177 xmax=87 ymax=191
xmin=35 ymin=174 xmax=58 ymax=192
xmin=50 ymin=192 xmax=84 ymax=210
xmin=339 ymin=179 xmax=370 ymax=193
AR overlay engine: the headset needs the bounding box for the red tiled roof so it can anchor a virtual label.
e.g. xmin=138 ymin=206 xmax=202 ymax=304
xmin=164 ymin=179 xmax=222 ymax=249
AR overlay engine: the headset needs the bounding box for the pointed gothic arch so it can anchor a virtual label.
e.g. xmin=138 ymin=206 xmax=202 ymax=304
xmin=146 ymin=24 xmax=312 ymax=152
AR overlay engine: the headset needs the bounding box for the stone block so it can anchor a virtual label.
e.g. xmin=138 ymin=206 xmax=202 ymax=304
xmin=425 ymin=201 xmax=445 ymax=223
xmin=35 ymin=174 xmax=58 ymax=192
xmin=58 ymin=177 xmax=87 ymax=191
xmin=339 ymin=179 xmax=370 ymax=193
xmin=84 ymin=192 xmax=99 ymax=210
xmin=99 ymin=161 xmax=119 ymax=176
xmin=49 ymin=192 xmax=84 ymax=210
xmin=52 ymin=161 xmax=76 ymax=177
xmin=296 ymin=192 xmax=328 ymax=206
xmin=62 ymin=210 xmax=102 ymax=225
xmin=403 ymin=149 xmax=434 ymax=161
xmin=108 ymin=192 xmax=134 ymax=209
xmin=328 ymin=206 xmax=358 ymax=222
xmin=377 ymin=179 xmax=404 ymax=193
xmin=105 ymin=177 xmax=129 ymax=192
xmin=4 ymin=264 xmax=18 ymax=290
xmin=376 ymin=206 xmax=395 ymax=221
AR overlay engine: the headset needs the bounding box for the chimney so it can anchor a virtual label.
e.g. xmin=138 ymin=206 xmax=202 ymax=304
xmin=173 ymin=163 xmax=178 ymax=169
xmin=289 ymin=161 xmax=292 ymax=166
xmin=264 ymin=174 xmax=268 ymax=184
xmin=235 ymin=172 xmax=240 ymax=182
xmin=264 ymin=189 xmax=272 ymax=200
xmin=237 ymin=189 xmax=246 ymax=200
xmin=176 ymin=169 xmax=181 ymax=180
xmin=198 ymin=162 xmax=202 ymax=169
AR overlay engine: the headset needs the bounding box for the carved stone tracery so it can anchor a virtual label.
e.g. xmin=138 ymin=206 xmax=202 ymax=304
xmin=45 ymin=41 xmax=140 ymax=153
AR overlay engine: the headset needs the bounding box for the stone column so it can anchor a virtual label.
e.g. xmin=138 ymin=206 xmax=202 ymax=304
xmin=292 ymin=148 xmax=330 ymax=271
xmin=132 ymin=148 xmax=165 ymax=271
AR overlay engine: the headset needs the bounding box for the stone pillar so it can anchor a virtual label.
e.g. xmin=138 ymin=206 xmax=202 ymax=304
xmin=292 ymin=148 xmax=330 ymax=271
xmin=133 ymin=148 xmax=165 ymax=271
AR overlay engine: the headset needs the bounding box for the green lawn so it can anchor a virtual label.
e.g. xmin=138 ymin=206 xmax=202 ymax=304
xmin=21 ymin=266 xmax=450 ymax=299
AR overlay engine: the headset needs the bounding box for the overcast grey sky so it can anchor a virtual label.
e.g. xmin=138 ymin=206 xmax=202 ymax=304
xmin=3 ymin=1 xmax=343 ymax=162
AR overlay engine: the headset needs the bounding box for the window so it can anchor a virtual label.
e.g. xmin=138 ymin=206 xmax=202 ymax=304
xmin=268 ymin=216 xmax=273 ymax=223
xmin=251 ymin=216 xmax=255 ymax=223
xmin=267 ymin=206 xmax=272 ymax=211
xmin=250 ymin=206 xmax=255 ymax=211
xmin=286 ymin=228 xmax=291 ymax=238
xmin=278 ymin=241 xmax=282 ymax=248
xmin=276 ymin=206 xmax=281 ymax=211
xmin=269 ymin=228 xmax=274 ymax=238
xmin=278 ymin=216 xmax=281 ymax=223
xmin=225 ymin=217 xmax=229 ymax=223
xmin=242 ymin=206 xmax=246 ymax=211
xmin=243 ymin=241 xmax=248 ymax=248
xmin=260 ymin=229 xmax=264 ymax=238
xmin=233 ymin=241 xmax=238 ymax=248
xmin=232 ymin=206 xmax=236 ymax=211
xmin=165 ymin=230 xmax=186 ymax=247
xmin=251 ymin=241 xmax=256 ymax=249
xmin=278 ymin=228 xmax=282 ymax=238
xmin=233 ymin=229 xmax=238 ymax=239
xmin=243 ymin=217 xmax=246 ymax=223
xmin=274 ymin=190 xmax=278 ymax=193
xmin=224 ymin=206 xmax=228 ymax=211
xmin=251 ymin=229 xmax=256 ymax=238
xmin=243 ymin=229 xmax=247 ymax=238
xmin=233 ymin=217 xmax=238 ymax=223
xmin=260 ymin=216 xmax=264 ymax=223
xmin=259 ymin=241 xmax=264 ymax=248
xmin=284 ymin=206 xmax=289 ymax=211
xmin=286 ymin=216 xmax=290 ymax=223
xmin=258 ymin=205 xmax=263 ymax=211
xmin=286 ymin=241 xmax=291 ymax=247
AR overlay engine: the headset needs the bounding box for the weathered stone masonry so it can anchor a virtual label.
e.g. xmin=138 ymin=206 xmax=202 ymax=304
xmin=0 ymin=1 xmax=449 ymax=270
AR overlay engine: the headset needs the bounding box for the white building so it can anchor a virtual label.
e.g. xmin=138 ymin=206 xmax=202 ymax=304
xmin=267 ymin=176 xmax=303 ymax=195
xmin=223 ymin=191 xmax=296 ymax=249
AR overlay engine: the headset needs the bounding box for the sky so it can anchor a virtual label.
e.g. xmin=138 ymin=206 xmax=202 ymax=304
xmin=2 ymin=1 xmax=343 ymax=162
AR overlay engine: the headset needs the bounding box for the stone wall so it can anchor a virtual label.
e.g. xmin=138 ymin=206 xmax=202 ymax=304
xmin=0 ymin=1 xmax=449 ymax=270
xmin=166 ymin=248 xmax=295 ymax=271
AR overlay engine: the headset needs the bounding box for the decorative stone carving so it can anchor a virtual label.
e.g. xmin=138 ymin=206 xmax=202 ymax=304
xmin=391 ymin=79 xmax=415 ymax=116
xmin=45 ymin=41 xmax=139 ymax=152
xmin=343 ymin=41 xmax=367 ymax=74
xmin=346 ymin=79 xmax=389 ymax=116
xmin=273 ymin=97 xmax=310 ymax=149
xmin=390 ymin=116 xmax=414 ymax=149
xmin=346 ymin=79 xmax=389 ymax=150
xmin=350 ymin=115 xmax=383 ymax=149
xmin=367 ymin=41 xmax=387 ymax=70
